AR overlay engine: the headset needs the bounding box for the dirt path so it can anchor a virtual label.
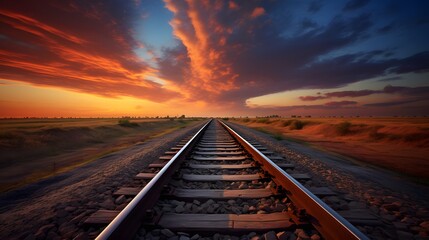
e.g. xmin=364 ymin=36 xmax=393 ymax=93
xmin=0 ymin=120 xmax=205 ymax=239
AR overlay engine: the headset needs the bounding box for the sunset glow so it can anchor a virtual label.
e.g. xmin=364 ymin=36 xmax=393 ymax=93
xmin=1 ymin=0 xmax=428 ymax=117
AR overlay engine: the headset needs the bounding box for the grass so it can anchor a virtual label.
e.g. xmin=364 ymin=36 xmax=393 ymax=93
xmin=0 ymin=118 xmax=202 ymax=192
xmin=232 ymin=117 xmax=429 ymax=181
xmin=118 ymin=119 xmax=139 ymax=127
xmin=335 ymin=121 xmax=352 ymax=136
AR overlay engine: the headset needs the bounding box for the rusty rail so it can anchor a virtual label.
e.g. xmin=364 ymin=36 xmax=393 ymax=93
xmin=219 ymin=120 xmax=369 ymax=240
xmin=96 ymin=120 xmax=212 ymax=240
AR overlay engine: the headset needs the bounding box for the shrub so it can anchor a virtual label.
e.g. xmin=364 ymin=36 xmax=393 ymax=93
xmin=282 ymin=120 xmax=293 ymax=127
xmin=242 ymin=118 xmax=250 ymax=123
xmin=257 ymin=118 xmax=270 ymax=124
xmin=369 ymin=126 xmax=385 ymax=140
xmin=118 ymin=119 xmax=138 ymax=127
xmin=336 ymin=121 xmax=352 ymax=136
xmin=289 ymin=120 xmax=305 ymax=130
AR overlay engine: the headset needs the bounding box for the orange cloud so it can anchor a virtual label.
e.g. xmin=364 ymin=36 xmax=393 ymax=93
xmin=229 ymin=1 xmax=239 ymax=10
xmin=164 ymin=0 xmax=239 ymax=97
xmin=250 ymin=7 xmax=265 ymax=18
xmin=0 ymin=2 xmax=179 ymax=102
xmin=0 ymin=10 xmax=86 ymax=44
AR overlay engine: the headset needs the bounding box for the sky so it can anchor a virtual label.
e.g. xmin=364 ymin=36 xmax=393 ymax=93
xmin=0 ymin=0 xmax=428 ymax=117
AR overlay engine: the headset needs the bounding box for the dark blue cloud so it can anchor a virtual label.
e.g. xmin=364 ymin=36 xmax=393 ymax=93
xmin=159 ymin=0 xmax=429 ymax=106
xmin=308 ymin=0 xmax=324 ymax=13
xmin=343 ymin=0 xmax=370 ymax=11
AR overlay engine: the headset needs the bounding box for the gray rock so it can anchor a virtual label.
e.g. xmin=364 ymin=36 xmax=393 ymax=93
xmin=396 ymin=230 xmax=413 ymax=239
xmin=185 ymin=203 xmax=193 ymax=211
xmin=65 ymin=206 xmax=77 ymax=212
xmin=191 ymin=204 xmax=199 ymax=213
xmin=35 ymin=224 xmax=55 ymax=239
xmin=161 ymin=229 xmax=176 ymax=238
xmin=23 ymin=235 xmax=35 ymax=240
xmin=381 ymin=213 xmax=397 ymax=221
xmin=207 ymin=205 xmax=215 ymax=213
xmin=393 ymin=222 xmax=408 ymax=230
xmin=139 ymin=228 xmax=146 ymax=236
xmin=213 ymin=233 xmax=221 ymax=240
xmin=248 ymin=232 xmax=257 ymax=238
xmin=179 ymin=236 xmax=190 ymax=240
xmin=242 ymin=205 xmax=249 ymax=214
xmin=310 ymin=234 xmax=321 ymax=240
xmin=294 ymin=229 xmax=309 ymax=240
xmin=115 ymin=195 xmax=126 ymax=205
xmin=263 ymin=231 xmax=277 ymax=240
xmin=276 ymin=231 xmax=288 ymax=240
xmin=73 ymin=232 xmax=89 ymax=240
xmin=59 ymin=222 xmax=76 ymax=236
xmin=56 ymin=209 xmax=68 ymax=218
xmin=190 ymin=234 xmax=200 ymax=240
xmin=232 ymin=206 xmax=241 ymax=214
xmin=420 ymin=221 xmax=429 ymax=230
xmin=99 ymin=198 xmax=115 ymax=210
xmin=46 ymin=231 xmax=61 ymax=240
xmin=382 ymin=203 xmax=400 ymax=211
xmin=152 ymin=229 xmax=161 ymax=236
xmin=178 ymin=232 xmax=190 ymax=236
xmin=175 ymin=205 xmax=185 ymax=213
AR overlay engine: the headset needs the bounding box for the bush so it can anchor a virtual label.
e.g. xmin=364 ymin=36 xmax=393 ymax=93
xmin=289 ymin=120 xmax=305 ymax=130
xmin=336 ymin=121 xmax=352 ymax=136
xmin=282 ymin=120 xmax=293 ymax=127
xmin=369 ymin=126 xmax=385 ymax=140
xmin=257 ymin=118 xmax=270 ymax=124
xmin=242 ymin=118 xmax=250 ymax=123
xmin=118 ymin=119 xmax=138 ymax=127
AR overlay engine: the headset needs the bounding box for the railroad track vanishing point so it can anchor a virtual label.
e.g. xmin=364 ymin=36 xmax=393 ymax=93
xmin=85 ymin=119 xmax=369 ymax=240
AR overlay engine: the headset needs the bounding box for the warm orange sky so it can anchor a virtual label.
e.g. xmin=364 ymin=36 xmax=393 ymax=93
xmin=1 ymin=0 xmax=428 ymax=117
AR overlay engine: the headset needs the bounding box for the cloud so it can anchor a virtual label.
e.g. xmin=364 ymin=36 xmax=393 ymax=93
xmin=308 ymin=0 xmax=324 ymax=13
xmin=250 ymin=7 xmax=265 ymax=18
xmin=299 ymin=85 xmax=429 ymax=101
xmin=163 ymin=0 xmax=240 ymax=98
xmin=343 ymin=0 xmax=370 ymax=11
xmin=324 ymin=100 xmax=358 ymax=106
xmin=364 ymin=98 xmax=427 ymax=107
xmin=0 ymin=1 xmax=179 ymax=102
xmin=158 ymin=0 xmax=429 ymax=110
xmin=299 ymin=95 xmax=327 ymax=101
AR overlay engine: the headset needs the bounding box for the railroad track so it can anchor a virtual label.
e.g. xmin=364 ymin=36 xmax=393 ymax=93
xmin=85 ymin=119 xmax=369 ymax=240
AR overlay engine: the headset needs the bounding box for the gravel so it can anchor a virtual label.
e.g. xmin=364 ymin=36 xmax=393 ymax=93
xmin=0 ymin=121 xmax=205 ymax=239
xmin=134 ymin=228 xmax=320 ymax=240
xmin=227 ymin=121 xmax=429 ymax=239
xmin=154 ymin=197 xmax=291 ymax=215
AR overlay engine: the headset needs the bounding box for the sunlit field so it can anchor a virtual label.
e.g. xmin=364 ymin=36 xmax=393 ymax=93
xmin=0 ymin=118 xmax=202 ymax=192
xmin=231 ymin=117 xmax=429 ymax=183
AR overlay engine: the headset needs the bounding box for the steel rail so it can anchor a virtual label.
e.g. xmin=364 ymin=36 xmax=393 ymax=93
xmin=96 ymin=119 xmax=212 ymax=240
xmin=219 ymin=120 xmax=369 ymax=240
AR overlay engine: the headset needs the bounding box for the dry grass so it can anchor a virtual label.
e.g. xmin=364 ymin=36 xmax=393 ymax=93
xmin=232 ymin=117 xmax=429 ymax=182
xmin=0 ymin=118 xmax=201 ymax=192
